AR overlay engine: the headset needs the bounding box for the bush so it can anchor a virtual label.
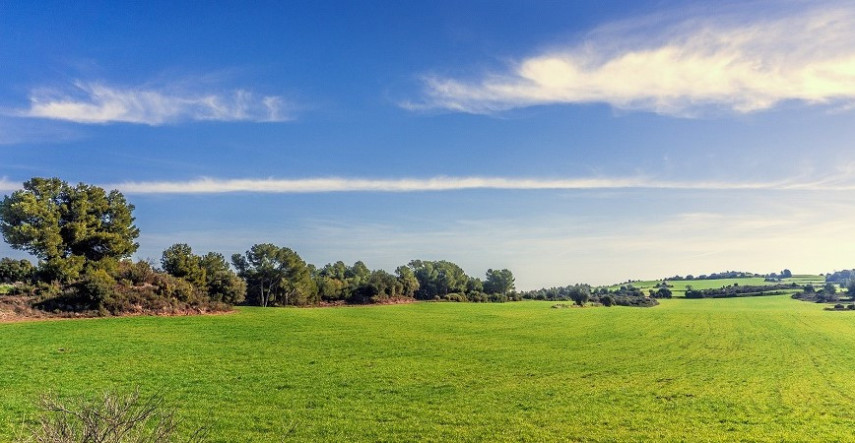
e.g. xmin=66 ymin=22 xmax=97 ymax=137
xmin=466 ymin=291 xmax=488 ymax=302
xmin=76 ymin=268 xmax=118 ymax=310
xmin=34 ymin=281 xmax=63 ymax=300
xmin=652 ymin=287 xmax=672 ymax=299
xmin=22 ymin=389 xmax=206 ymax=443
xmin=117 ymin=260 xmax=158 ymax=286
xmin=443 ymin=293 xmax=467 ymax=302
xmin=488 ymin=293 xmax=508 ymax=303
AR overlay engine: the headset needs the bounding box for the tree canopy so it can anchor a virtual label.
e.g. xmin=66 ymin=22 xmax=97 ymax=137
xmin=0 ymin=178 xmax=139 ymax=281
xmin=161 ymin=244 xmax=246 ymax=305
xmin=484 ymin=268 xmax=515 ymax=295
xmin=231 ymin=243 xmax=316 ymax=307
xmin=0 ymin=257 xmax=34 ymax=283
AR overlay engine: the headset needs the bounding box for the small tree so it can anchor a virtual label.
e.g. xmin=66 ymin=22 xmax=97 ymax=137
xmin=653 ymin=287 xmax=672 ymax=299
xmin=161 ymin=244 xmax=206 ymax=288
xmin=568 ymin=286 xmax=590 ymax=306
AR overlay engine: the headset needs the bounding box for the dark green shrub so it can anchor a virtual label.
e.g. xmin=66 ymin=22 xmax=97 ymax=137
xmin=444 ymin=293 xmax=466 ymax=302
xmin=600 ymin=294 xmax=615 ymax=307
xmin=0 ymin=258 xmax=35 ymax=283
xmin=76 ymin=269 xmax=118 ymax=308
xmin=488 ymin=293 xmax=508 ymax=303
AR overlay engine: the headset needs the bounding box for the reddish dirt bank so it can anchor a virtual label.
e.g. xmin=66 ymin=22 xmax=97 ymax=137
xmin=0 ymin=296 xmax=233 ymax=323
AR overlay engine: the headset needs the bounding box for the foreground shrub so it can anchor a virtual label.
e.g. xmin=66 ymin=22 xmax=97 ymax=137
xmin=22 ymin=390 xmax=206 ymax=443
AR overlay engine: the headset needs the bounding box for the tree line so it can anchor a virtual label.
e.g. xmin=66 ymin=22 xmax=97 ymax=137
xmin=791 ymin=282 xmax=855 ymax=303
xmin=0 ymin=178 xmax=517 ymax=315
xmin=162 ymin=241 xmax=518 ymax=307
xmin=519 ymin=284 xmax=661 ymax=307
xmin=664 ymin=270 xmax=761 ymax=281
xmin=684 ymin=283 xmax=798 ymax=299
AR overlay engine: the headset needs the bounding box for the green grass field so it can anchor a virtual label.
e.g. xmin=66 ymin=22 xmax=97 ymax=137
xmin=2 ymin=292 xmax=855 ymax=441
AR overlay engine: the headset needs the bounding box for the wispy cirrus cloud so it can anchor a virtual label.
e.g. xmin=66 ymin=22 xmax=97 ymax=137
xmin=104 ymin=174 xmax=855 ymax=194
xmin=406 ymin=2 xmax=855 ymax=116
xmin=17 ymin=81 xmax=291 ymax=125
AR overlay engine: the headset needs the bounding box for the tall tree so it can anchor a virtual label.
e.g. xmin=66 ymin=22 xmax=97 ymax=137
xmin=0 ymin=178 xmax=139 ymax=281
xmin=346 ymin=261 xmax=371 ymax=291
xmin=395 ymin=265 xmax=420 ymax=298
xmin=232 ymin=244 xmax=316 ymax=307
xmin=200 ymin=252 xmax=246 ymax=304
xmin=484 ymin=268 xmax=515 ymax=295
xmin=317 ymin=261 xmax=349 ymax=301
xmin=409 ymin=260 xmax=469 ymax=299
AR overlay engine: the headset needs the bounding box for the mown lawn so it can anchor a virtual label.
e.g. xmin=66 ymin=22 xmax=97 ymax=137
xmin=2 ymin=295 xmax=855 ymax=441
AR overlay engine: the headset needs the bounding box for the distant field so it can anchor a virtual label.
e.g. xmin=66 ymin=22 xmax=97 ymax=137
xmin=788 ymin=274 xmax=828 ymax=285
xmin=611 ymin=275 xmax=822 ymax=297
xmin=2 ymin=293 xmax=855 ymax=441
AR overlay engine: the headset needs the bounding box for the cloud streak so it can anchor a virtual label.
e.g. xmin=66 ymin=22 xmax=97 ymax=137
xmin=407 ymin=2 xmax=855 ymax=116
xmin=19 ymin=82 xmax=291 ymax=125
xmin=104 ymin=174 xmax=855 ymax=194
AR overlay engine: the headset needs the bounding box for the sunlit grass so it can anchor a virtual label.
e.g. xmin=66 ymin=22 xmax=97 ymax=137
xmin=2 ymin=293 xmax=854 ymax=441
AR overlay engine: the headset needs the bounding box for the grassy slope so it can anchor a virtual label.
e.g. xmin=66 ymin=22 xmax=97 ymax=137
xmin=2 ymin=294 xmax=855 ymax=441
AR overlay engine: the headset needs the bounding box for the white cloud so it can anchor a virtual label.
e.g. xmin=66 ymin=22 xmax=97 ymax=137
xmin=408 ymin=3 xmax=855 ymax=116
xmin=106 ymin=174 xmax=855 ymax=194
xmin=0 ymin=177 xmax=19 ymax=193
xmin=19 ymin=82 xmax=291 ymax=125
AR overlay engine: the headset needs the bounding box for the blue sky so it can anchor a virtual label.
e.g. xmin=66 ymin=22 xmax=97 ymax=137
xmin=2 ymin=0 xmax=855 ymax=288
